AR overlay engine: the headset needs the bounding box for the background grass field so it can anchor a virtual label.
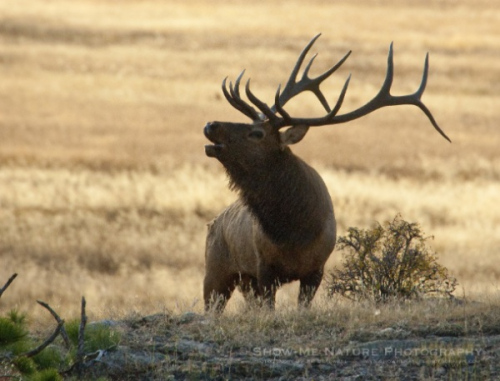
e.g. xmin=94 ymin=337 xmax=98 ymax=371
xmin=1 ymin=0 xmax=499 ymax=320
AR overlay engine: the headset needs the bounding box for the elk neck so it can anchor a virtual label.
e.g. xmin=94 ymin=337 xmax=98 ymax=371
xmin=224 ymin=147 xmax=333 ymax=248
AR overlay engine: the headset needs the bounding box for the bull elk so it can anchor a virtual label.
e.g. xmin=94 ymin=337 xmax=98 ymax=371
xmin=203 ymin=34 xmax=450 ymax=312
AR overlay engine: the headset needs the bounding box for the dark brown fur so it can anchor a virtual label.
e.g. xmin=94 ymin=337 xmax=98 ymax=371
xmin=203 ymin=121 xmax=336 ymax=311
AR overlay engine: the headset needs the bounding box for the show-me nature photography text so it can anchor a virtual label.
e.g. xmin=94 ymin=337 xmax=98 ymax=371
xmin=251 ymin=345 xmax=483 ymax=361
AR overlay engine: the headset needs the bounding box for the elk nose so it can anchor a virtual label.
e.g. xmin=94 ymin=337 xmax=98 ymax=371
xmin=204 ymin=122 xmax=220 ymax=137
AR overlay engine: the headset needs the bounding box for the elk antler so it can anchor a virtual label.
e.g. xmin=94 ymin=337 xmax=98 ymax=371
xmin=222 ymin=34 xmax=451 ymax=142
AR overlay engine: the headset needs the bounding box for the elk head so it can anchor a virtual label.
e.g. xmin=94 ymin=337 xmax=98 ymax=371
xmin=204 ymin=33 xmax=450 ymax=170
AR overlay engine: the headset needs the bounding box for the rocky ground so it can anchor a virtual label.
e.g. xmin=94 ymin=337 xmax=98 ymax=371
xmin=74 ymin=312 xmax=500 ymax=380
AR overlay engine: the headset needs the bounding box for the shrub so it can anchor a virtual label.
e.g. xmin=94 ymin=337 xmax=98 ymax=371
xmin=0 ymin=308 xmax=64 ymax=379
xmin=13 ymin=355 xmax=37 ymax=375
xmin=327 ymin=215 xmax=457 ymax=303
xmin=33 ymin=346 xmax=66 ymax=370
xmin=0 ymin=314 xmax=27 ymax=346
xmin=30 ymin=368 xmax=63 ymax=381
xmin=66 ymin=319 xmax=121 ymax=353
xmin=1 ymin=275 xmax=69 ymax=379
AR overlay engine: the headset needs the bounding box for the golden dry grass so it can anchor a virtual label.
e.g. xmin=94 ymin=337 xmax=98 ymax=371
xmin=0 ymin=0 xmax=499 ymax=319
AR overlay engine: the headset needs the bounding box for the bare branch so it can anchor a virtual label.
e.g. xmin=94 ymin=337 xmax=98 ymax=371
xmin=0 ymin=273 xmax=18 ymax=299
xmin=22 ymin=321 xmax=64 ymax=358
xmin=16 ymin=300 xmax=67 ymax=358
xmin=37 ymin=300 xmax=71 ymax=349
xmin=76 ymin=297 xmax=87 ymax=376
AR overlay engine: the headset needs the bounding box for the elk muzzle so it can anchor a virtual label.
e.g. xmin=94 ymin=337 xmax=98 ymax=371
xmin=204 ymin=122 xmax=225 ymax=157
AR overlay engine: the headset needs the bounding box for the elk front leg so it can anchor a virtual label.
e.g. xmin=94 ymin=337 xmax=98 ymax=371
xmin=298 ymin=269 xmax=323 ymax=307
xmin=257 ymin=264 xmax=278 ymax=309
xmin=239 ymin=274 xmax=262 ymax=304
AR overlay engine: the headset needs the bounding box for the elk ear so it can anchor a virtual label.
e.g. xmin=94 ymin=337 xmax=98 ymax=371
xmin=280 ymin=125 xmax=310 ymax=147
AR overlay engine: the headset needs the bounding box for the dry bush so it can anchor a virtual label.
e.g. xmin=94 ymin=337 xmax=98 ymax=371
xmin=327 ymin=216 xmax=457 ymax=303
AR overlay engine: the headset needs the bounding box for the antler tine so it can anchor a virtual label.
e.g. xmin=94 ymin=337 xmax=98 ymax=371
xmin=409 ymin=53 xmax=451 ymax=142
xmin=245 ymin=79 xmax=279 ymax=123
xmin=274 ymin=84 xmax=292 ymax=126
xmin=284 ymin=34 xmax=322 ymax=94
xmin=222 ymin=77 xmax=247 ymax=116
xmin=232 ymin=70 xmax=245 ymax=99
xmin=303 ymin=50 xmax=352 ymax=113
xmin=329 ymin=74 xmax=352 ymax=117
xmin=381 ymin=42 xmax=395 ymax=95
xmin=274 ymin=33 xmax=352 ymax=114
xmin=413 ymin=53 xmax=439 ymax=113
xmin=274 ymin=33 xmax=322 ymax=111
xmin=328 ymin=43 xmax=451 ymax=142
xmin=301 ymin=53 xmax=318 ymax=80
xmin=417 ymin=53 xmax=429 ymax=98
xmin=275 ymin=74 xmax=352 ymax=128
xmin=222 ymin=71 xmax=261 ymax=121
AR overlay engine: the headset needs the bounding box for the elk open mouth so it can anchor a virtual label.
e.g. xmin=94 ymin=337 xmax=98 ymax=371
xmin=205 ymin=143 xmax=224 ymax=157
xmin=204 ymin=122 xmax=225 ymax=157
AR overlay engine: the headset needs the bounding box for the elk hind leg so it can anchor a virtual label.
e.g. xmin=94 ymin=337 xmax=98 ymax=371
xmin=204 ymin=274 xmax=237 ymax=312
xmin=204 ymin=219 xmax=237 ymax=312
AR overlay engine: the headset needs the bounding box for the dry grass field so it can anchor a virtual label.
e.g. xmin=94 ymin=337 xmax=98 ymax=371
xmin=1 ymin=0 xmax=499 ymax=322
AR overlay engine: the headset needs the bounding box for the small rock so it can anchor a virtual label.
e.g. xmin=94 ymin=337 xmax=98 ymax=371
xmin=435 ymin=366 xmax=447 ymax=376
xmin=89 ymin=319 xmax=120 ymax=328
xmin=178 ymin=312 xmax=200 ymax=324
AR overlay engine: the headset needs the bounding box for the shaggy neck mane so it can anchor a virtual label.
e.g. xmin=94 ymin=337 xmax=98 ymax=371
xmin=224 ymin=149 xmax=330 ymax=248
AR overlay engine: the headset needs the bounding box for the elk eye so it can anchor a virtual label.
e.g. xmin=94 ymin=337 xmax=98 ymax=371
xmin=248 ymin=130 xmax=265 ymax=140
